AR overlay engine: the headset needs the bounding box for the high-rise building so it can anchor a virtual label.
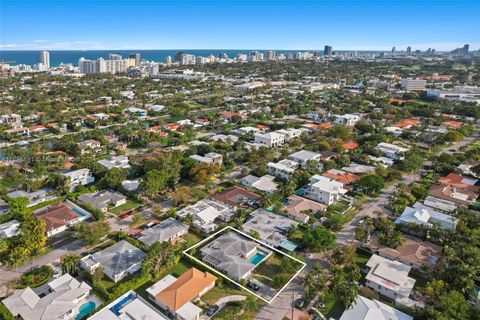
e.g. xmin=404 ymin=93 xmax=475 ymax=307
xmin=165 ymin=55 xmax=172 ymax=64
xmin=218 ymin=52 xmax=228 ymax=60
xmin=108 ymin=53 xmax=122 ymax=60
xmin=266 ymin=50 xmax=276 ymax=60
xmin=391 ymin=46 xmax=396 ymax=55
xmin=248 ymin=51 xmax=263 ymax=62
xmin=40 ymin=51 xmax=50 ymax=68
xmin=324 ymin=45 xmax=332 ymax=57
xmin=173 ymin=52 xmax=196 ymax=65
xmin=463 ymin=44 xmax=470 ymax=55
xmin=78 ymin=57 xmax=135 ymax=74
xmin=129 ymin=53 xmax=141 ymax=66
xmin=406 ymin=46 xmax=412 ymax=54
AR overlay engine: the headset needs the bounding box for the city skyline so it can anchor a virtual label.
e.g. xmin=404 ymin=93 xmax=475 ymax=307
xmin=1 ymin=0 xmax=479 ymax=51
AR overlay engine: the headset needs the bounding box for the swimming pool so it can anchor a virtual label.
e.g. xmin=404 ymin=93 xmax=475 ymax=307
xmin=72 ymin=207 xmax=86 ymax=217
xmin=249 ymin=252 xmax=266 ymax=265
xmin=75 ymin=301 xmax=96 ymax=320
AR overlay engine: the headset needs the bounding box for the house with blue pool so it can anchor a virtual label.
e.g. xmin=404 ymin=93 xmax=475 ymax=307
xmin=2 ymin=273 xmax=100 ymax=320
xmin=200 ymin=231 xmax=271 ymax=281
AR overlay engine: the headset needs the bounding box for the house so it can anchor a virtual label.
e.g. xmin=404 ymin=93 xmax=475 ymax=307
xmin=341 ymin=162 xmax=376 ymax=174
xmin=77 ymin=190 xmax=127 ymax=212
xmin=276 ymin=128 xmax=302 ymax=141
xmin=209 ymin=134 xmax=238 ymax=144
xmin=422 ymin=195 xmax=457 ymax=213
xmin=342 ymin=140 xmax=360 ymax=151
xmin=98 ymin=155 xmax=131 ymax=170
xmin=139 ymin=218 xmax=189 ymax=246
xmin=243 ymin=208 xmax=298 ymax=250
xmin=7 ymin=187 xmax=57 ymax=207
xmin=34 ymin=201 xmax=90 ymax=237
xmin=322 ymin=169 xmax=360 ymax=190
xmin=28 ymin=125 xmax=49 ymax=134
xmin=395 ymin=202 xmax=458 ymax=230
xmin=176 ymin=200 xmax=235 ymax=233
xmin=339 ymin=295 xmax=413 ymax=320
xmin=365 ymin=254 xmax=416 ymax=306
xmin=0 ymin=219 xmax=20 ymax=239
xmin=237 ymin=126 xmax=260 ymax=135
xmin=289 ymin=150 xmax=321 ymax=169
xmin=77 ymin=139 xmax=102 ymax=155
xmin=126 ymin=107 xmax=147 ymax=117
xmin=146 ymin=268 xmax=217 ymax=320
xmin=283 ymin=195 xmax=326 ymax=223
xmin=241 ymin=174 xmax=278 ymax=193
xmin=80 ymin=240 xmax=146 ymax=283
xmin=122 ymin=179 xmax=141 ymax=192
xmin=376 ymin=143 xmax=410 ymax=160
xmin=267 ymin=159 xmax=299 ymax=180
xmin=4 ymin=127 xmax=30 ymax=136
xmin=88 ymin=290 xmax=169 ymax=320
xmin=200 ymin=231 xmax=271 ymax=280
xmin=3 ymin=274 xmax=94 ymax=320
xmin=189 ymin=152 xmax=223 ymax=166
xmin=0 ymin=113 xmax=22 ymax=128
xmin=334 ymin=114 xmax=361 ymax=126
xmin=211 ymin=185 xmax=262 ymax=208
xmin=304 ymin=175 xmax=348 ymax=205
xmin=428 ymin=184 xmax=478 ymax=206
xmin=438 ymin=173 xmax=480 ymax=192
xmin=365 ymin=235 xmax=442 ymax=271
xmin=62 ymin=168 xmax=95 ymax=191
xmin=254 ymin=132 xmax=285 ymax=147
xmin=147 ymin=104 xmax=166 ymax=112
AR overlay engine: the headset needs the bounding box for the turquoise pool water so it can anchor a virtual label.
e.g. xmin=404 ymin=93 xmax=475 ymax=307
xmin=72 ymin=207 xmax=86 ymax=217
xmin=76 ymin=301 xmax=96 ymax=320
xmin=249 ymin=252 xmax=266 ymax=265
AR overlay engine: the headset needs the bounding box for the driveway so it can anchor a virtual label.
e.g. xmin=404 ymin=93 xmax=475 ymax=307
xmin=201 ymin=295 xmax=246 ymax=320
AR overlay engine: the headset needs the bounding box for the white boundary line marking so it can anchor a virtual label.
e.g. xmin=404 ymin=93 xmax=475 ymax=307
xmin=182 ymin=225 xmax=306 ymax=304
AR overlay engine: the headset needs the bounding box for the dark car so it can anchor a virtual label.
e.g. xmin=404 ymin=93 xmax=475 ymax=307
xmin=295 ymin=298 xmax=307 ymax=309
xmin=247 ymin=281 xmax=260 ymax=291
xmin=206 ymin=305 xmax=220 ymax=316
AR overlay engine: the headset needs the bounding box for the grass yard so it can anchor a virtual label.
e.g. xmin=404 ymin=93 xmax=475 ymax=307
xmin=201 ymin=285 xmax=248 ymax=306
xmin=183 ymin=232 xmax=202 ymax=247
xmin=109 ymin=199 xmax=141 ymax=215
xmin=254 ymin=253 xmax=303 ymax=289
xmin=318 ymin=292 xmax=344 ymax=319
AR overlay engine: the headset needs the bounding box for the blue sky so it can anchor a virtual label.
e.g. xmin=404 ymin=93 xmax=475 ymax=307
xmin=1 ymin=0 xmax=479 ymax=51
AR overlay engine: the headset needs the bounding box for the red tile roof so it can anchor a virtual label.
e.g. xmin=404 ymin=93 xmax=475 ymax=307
xmin=35 ymin=203 xmax=79 ymax=232
xmin=342 ymin=140 xmax=359 ymax=150
xmin=212 ymin=186 xmax=262 ymax=206
xmin=442 ymin=120 xmax=463 ymax=129
xmin=438 ymin=173 xmax=480 ymax=192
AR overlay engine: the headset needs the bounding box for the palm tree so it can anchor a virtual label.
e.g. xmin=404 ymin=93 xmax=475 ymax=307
xmin=61 ymin=254 xmax=81 ymax=275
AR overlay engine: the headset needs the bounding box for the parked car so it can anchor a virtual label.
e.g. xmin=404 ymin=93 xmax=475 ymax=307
xmin=206 ymin=304 xmax=220 ymax=316
xmin=295 ymin=298 xmax=307 ymax=309
xmin=247 ymin=281 xmax=260 ymax=291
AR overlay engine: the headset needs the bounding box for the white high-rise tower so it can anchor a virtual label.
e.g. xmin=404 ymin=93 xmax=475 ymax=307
xmin=40 ymin=51 xmax=50 ymax=68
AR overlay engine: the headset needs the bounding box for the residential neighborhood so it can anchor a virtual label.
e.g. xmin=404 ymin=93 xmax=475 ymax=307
xmin=0 ymin=45 xmax=480 ymax=320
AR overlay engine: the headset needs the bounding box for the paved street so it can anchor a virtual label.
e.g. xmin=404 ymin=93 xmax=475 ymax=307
xmin=0 ymin=240 xmax=86 ymax=295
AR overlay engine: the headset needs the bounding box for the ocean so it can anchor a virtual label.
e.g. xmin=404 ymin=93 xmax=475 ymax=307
xmin=0 ymin=49 xmax=382 ymax=67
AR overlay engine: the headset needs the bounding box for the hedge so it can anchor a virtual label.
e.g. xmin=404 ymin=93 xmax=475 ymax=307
xmin=16 ymin=265 xmax=53 ymax=289
xmin=0 ymin=302 xmax=16 ymax=320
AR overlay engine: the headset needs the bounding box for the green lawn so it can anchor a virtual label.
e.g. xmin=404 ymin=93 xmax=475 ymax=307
xmin=318 ymin=292 xmax=344 ymax=319
xmin=201 ymin=285 xmax=248 ymax=305
xmin=109 ymin=199 xmax=141 ymax=215
xmin=183 ymin=232 xmax=202 ymax=247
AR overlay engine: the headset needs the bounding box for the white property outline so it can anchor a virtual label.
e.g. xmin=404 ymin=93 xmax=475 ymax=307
xmin=182 ymin=225 xmax=306 ymax=304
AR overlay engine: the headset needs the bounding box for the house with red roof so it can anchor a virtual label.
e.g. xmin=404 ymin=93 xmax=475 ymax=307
xmin=342 ymin=140 xmax=359 ymax=151
xmin=442 ymin=120 xmax=463 ymax=129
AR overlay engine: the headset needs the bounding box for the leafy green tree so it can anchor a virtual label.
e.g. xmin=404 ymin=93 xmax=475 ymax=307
xmin=302 ymin=226 xmax=336 ymax=252
xmin=99 ymin=167 xmax=126 ymax=190
xmin=142 ymin=241 xmax=179 ymax=277
xmin=75 ymin=221 xmax=110 ymax=245
xmin=357 ymin=174 xmax=384 ymax=195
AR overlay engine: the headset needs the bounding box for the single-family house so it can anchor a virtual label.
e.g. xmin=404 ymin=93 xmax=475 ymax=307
xmin=283 ymin=195 xmax=326 ymax=223
xmin=62 ymin=168 xmax=95 ymax=191
xmin=339 ymin=295 xmax=413 ymax=320
xmin=395 ymin=202 xmax=458 ymax=230
xmin=211 ymin=185 xmax=262 ymax=208
xmin=189 ymin=152 xmax=223 ymax=166
xmin=3 ymin=274 xmax=94 ymax=320
xmin=176 ymin=200 xmax=235 ymax=233
xmin=80 ymin=240 xmax=146 ymax=283
xmin=289 ymin=150 xmax=321 ymax=169
xmin=254 ymin=132 xmax=284 ymax=147
xmin=241 ymin=174 xmax=278 ymax=193
xmin=376 ymin=143 xmax=410 ymax=160
xmin=304 ymin=175 xmax=348 ymax=205
xmin=0 ymin=219 xmax=20 ymax=239
xmin=267 ymin=159 xmax=299 ymax=180
xmin=98 ymin=156 xmax=131 ymax=170
xmin=146 ymin=268 xmax=216 ymax=320
xmin=139 ymin=218 xmax=189 ymax=246
xmin=77 ymin=190 xmax=127 ymax=212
